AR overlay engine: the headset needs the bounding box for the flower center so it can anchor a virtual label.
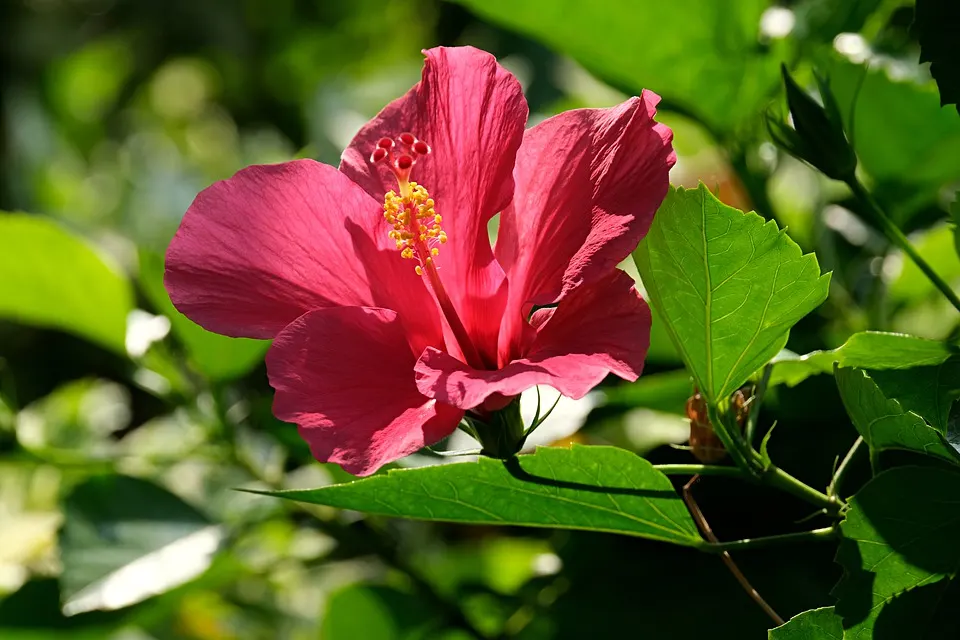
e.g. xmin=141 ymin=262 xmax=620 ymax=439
xmin=371 ymin=133 xmax=447 ymax=276
xmin=370 ymin=132 xmax=486 ymax=371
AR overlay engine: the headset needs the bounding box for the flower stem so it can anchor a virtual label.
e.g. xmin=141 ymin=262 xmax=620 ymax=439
xmin=829 ymin=436 xmax=864 ymax=499
xmin=653 ymin=464 xmax=746 ymax=479
xmin=762 ymin=465 xmax=842 ymax=515
xmin=847 ymin=177 xmax=960 ymax=313
xmin=697 ymin=526 xmax=838 ymax=553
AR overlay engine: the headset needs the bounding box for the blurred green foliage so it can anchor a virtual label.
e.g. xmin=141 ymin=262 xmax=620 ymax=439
xmin=1 ymin=0 xmax=959 ymax=638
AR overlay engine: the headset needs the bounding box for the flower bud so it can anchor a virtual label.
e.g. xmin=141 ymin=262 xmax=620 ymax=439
xmin=767 ymin=65 xmax=857 ymax=181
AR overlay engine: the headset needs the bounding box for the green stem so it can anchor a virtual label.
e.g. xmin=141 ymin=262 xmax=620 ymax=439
xmin=653 ymin=464 xmax=747 ymax=479
xmin=847 ymin=177 xmax=960 ymax=313
xmin=763 ymin=465 xmax=842 ymax=515
xmin=745 ymin=365 xmax=773 ymax=445
xmin=697 ymin=526 xmax=838 ymax=553
xmin=829 ymin=436 xmax=864 ymax=499
xmin=706 ymin=402 xmax=760 ymax=476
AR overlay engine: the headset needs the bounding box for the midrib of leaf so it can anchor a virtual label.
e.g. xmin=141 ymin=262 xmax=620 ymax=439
xmin=701 ymin=193 xmax=715 ymax=395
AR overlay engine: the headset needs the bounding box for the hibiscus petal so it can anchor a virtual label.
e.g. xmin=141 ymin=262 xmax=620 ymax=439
xmin=267 ymin=307 xmax=463 ymax=476
xmin=165 ymin=159 xmax=442 ymax=350
xmin=340 ymin=46 xmax=528 ymax=365
xmin=496 ymin=94 xmax=674 ymax=363
xmin=416 ymin=271 xmax=651 ymax=409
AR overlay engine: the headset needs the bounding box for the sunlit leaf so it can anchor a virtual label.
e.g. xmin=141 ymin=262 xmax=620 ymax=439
xmin=0 ymin=214 xmax=133 ymax=354
xmin=60 ymin=475 xmax=222 ymax=614
xmin=771 ymin=332 xmax=959 ymax=387
xmin=915 ymin=0 xmax=960 ymax=113
xmin=768 ymin=607 xmax=843 ymax=639
xmin=139 ymin=250 xmax=267 ymax=381
xmin=634 ymin=184 xmax=830 ymax=403
xmin=834 ymin=466 xmax=960 ymax=638
xmin=835 ymin=367 xmax=960 ymax=464
xmin=254 ymin=445 xmax=701 ymax=546
xmin=449 ymin=0 xmax=777 ymax=134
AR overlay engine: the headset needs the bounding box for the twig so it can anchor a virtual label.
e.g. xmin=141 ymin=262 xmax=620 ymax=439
xmin=828 ymin=436 xmax=864 ymax=499
xmin=683 ymin=475 xmax=785 ymax=626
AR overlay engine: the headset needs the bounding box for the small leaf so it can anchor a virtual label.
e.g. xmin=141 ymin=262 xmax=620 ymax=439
xmin=771 ymin=332 xmax=959 ymax=387
xmin=0 ymin=214 xmax=133 ymax=353
xmin=139 ymin=250 xmax=267 ymax=381
xmin=915 ymin=0 xmax=960 ymax=112
xmin=60 ymin=475 xmax=221 ymax=614
xmin=834 ymin=466 xmax=960 ymax=638
xmin=768 ymin=607 xmax=843 ymax=639
xmin=254 ymin=445 xmax=701 ymax=546
xmin=634 ymin=184 xmax=829 ymax=403
xmin=835 ymin=367 xmax=959 ymax=464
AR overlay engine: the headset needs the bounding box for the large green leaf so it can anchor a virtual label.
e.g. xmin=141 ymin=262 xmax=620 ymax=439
xmin=771 ymin=332 xmax=959 ymax=387
xmin=0 ymin=214 xmax=133 ymax=353
xmin=835 ymin=367 xmax=960 ymax=465
xmin=768 ymin=607 xmax=843 ymax=639
xmin=138 ymin=250 xmax=267 ymax=381
xmin=60 ymin=475 xmax=221 ymax=614
xmin=634 ymin=184 xmax=830 ymax=403
xmin=835 ymin=466 xmax=960 ymax=638
xmin=915 ymin=0 xmax=960 ymax=113
xmin=256 ymin=445 xmax=701 ymax=546
xmin=449 ymin=0 xmax=777 ymax=134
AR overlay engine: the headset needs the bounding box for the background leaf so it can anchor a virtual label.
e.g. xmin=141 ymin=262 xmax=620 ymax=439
xmin=258 ymin=445 xmax=702 ymax=546
xmin=0 ymin=214 xmax=133 ymax=354
xmin=60 ymin=474 xmax=221 ymax=613
xmin=869 ymin=358 xmax=960 ymax=432
xmin=634 ymin=184 xmax=829 ymax=403
xmin=914 ymin=0 xmax=960 ymax=112
xmin=834 ymin=466 xmax=960 ymax=638
xmin=449 ymin=0 xmax=776 ymax=134
xmin=138 ymin=250 xmax=267 ymax=381
xmin=835 ymin=366 xmax=959 ymax=464
xmin=768 ymin=606 xmax=843 ymax=639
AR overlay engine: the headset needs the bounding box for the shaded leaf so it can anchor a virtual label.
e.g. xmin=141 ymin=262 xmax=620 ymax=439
xmin=0 ymin=213 xmax=133 ymax=354
xmin=834 ymin=466 xmax=960 ymax=638
xmin=449 ymin=0 xmax=776 ymax=134
xmin=771 ymin=332 xmax=959 ymax=387
xmin=768 ymin=607 xmax=843 ymax=639
xmin=869 ymin=358 xmax=960 ymax=432
xmin=323 ymin=584 xmax=441 ymax=640
xmin=255 ymin=445 xmax=701 ymax=546
xmin=873 ymin=577 xmax=960 ymax=640
xmin=60 ymin=474 xmax=221 ymax=613
xmin=835 ymin=367 xmax=959 ymax=464
xmin=915 ymin=0 xmax=960 ymax=112
xmin=634 ymin=184 xmax=829 ymax=403
xmin=139 ymin=250 xmax=267 ymax=381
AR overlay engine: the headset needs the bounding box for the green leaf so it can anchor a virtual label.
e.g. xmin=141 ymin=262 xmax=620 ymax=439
xmin=255 ymin=445 xmax=701 ymax=546
xmin=634 ymin=184 xmax=830 ymax=403
xmin=835 ymin=466 xmax=960 ymax=638
xmin=322 ymin=584 xmax=441 ymax=640
xmin=888 ymin=225 xmax=960 ymax=303
xmin=60 ymin=474 xmax=221 ymax=613
xmin=869 ymin=358 xmax=960 ymax=432
xmin=829 ymin=56 xmax=960 ymax=198
xmin=771 ymin=332 xmax=959 ymax=387
xmin=915 ymin=0 xmax=960 ymax=113
xmin=953 ymin=198 xmax=960 ymax=259
xmin=768 ymin=607 xmax=843 ymax=639
xmin=449 ymin=0 xmax=777 ymax=134
xmin=0 ymin=214 xmax=133 ymax=353
xmin=139 ymin=250 xmax=267 ymax=381
xmin=835 ymin=367 xmax=959 ymax=465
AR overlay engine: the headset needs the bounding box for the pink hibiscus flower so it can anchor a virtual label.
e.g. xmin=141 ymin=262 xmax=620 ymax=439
xmin=165 ymin=46 xmax=675 ymax=476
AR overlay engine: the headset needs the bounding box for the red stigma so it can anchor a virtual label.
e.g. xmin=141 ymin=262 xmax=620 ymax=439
xmin=396 ymin=155 xmax=414 ymax=170
xmin=398 ymin=132 xmax=416 ymax=146
xmin=369 ymin=132 xmax=432 ymax=183
xmin=371 ymin=147 xmax=388 ymax=163
xmin=412 ymin=140 xmax=430 ymax=155
xmin=377 ymin=137 xmax=394 ymax=150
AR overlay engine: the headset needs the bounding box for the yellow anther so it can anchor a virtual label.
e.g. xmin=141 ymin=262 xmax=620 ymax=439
xmin=381 ymin=178 xmax=446 ymax=274
xmin=434 ymin=215 xmax=442 ymax=224
xmin=415 ymin=265 xmax=423 ymax=276
xmin=431 ymin=248 xmax=439 ymax=256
